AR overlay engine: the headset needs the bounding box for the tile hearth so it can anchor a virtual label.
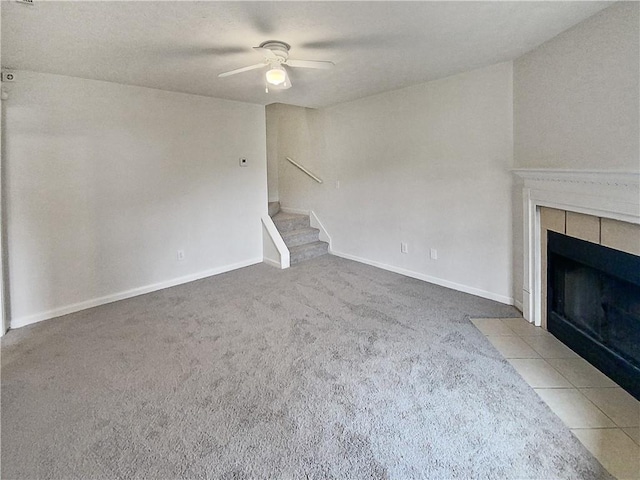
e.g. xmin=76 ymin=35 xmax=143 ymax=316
xmin=471 ymin=317 xmax=640 ymax=480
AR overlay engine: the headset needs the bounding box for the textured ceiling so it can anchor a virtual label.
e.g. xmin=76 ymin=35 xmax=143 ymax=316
xmin=2 ymin=1 xmax=610 ymax=108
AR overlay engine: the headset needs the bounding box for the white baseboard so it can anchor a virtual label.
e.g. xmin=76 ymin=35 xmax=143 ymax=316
xmin=262 ymin=216 xmax=289 ymax=269
xmin=514 ymin=299 xmax=523 ymax=312
xmin=310 ymin=211 xmax=332 ymax=250
xmin=10 ymin=257 xmax=263 ymax=330
xmin=280 ymin=206 xmax=309 ymax=215
xmin=331 ymin=250 xmax=514 ymax=306
xmin=262 ymin=257 xmax=282 ymax=269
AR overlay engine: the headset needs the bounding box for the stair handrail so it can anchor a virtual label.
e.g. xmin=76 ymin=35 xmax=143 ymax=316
xmin=285 ymin=157 xmax=323 ymax=184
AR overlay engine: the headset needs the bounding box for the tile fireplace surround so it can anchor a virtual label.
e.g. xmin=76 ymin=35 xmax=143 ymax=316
xmin=513 ymin=169 xmax=640 ymax=328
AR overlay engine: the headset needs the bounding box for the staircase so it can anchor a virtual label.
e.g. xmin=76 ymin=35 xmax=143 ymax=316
xmin=268 ymin=202 xmax=329 ymax=265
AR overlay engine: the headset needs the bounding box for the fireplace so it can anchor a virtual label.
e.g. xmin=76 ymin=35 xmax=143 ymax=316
xmin=514 ymin=170 xmax=639 ymax=331
xmin=547 ymin=231 xmax=640 ymax=399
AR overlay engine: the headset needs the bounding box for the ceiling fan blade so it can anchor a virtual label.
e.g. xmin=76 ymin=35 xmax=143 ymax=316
xmin=218 ymin=63 xmax=266 ymax=78
xmin=253 ymin=47 xmax=279 ymax=60
xmin=285 ymin=59 xmax=335 ymax=70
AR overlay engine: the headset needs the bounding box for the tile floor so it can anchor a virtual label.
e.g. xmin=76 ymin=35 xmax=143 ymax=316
xmin=471 ymin=317 xmax=640 ymax=480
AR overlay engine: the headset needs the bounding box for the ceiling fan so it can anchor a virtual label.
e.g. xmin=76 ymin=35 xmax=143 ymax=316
xmin=218 ymin=40 xmax=335 ymax=92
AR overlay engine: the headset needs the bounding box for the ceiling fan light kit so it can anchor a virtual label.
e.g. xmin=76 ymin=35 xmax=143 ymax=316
xmin=266 ymin=65 xmax=286 ymax=86
xmin=218 ymin=40 xmax=334 ymax=94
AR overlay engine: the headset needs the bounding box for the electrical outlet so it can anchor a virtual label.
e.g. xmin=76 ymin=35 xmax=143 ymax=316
xmin=177 ymin=250 xmax=185 ymax=261
xmin=430 ymin=248 xmax=438 ymax=260
xmin=239 ymin=157 xmax=248 ymax=167
xmin=401 ymin=242 xmax=408 ymax=254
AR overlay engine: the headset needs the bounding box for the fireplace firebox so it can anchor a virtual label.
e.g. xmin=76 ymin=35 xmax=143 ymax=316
xmin=547 ymin=231 xmax=640 ymax=400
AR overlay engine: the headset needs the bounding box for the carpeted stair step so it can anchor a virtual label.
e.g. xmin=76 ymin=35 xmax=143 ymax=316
xmin=268 ymin=202 xmax=280 ymax=217
xmin=289 ymin=240 xmax=328 ymax=265
xmin=272 ymin=210 xmax=329 ymax=265
xmin=272 ymin=212 xmax=310 ymax=233
xmin=281 ymin=227 xmax=320 ymax=248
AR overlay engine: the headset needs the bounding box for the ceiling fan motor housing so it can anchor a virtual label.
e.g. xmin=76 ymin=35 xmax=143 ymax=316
xmin=259 ymin=40 xmax=291 ymax=62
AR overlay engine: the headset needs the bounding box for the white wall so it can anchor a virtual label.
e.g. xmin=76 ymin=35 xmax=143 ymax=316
xmin=514 ymin=1 xmax=640 ymax=171
xmin=5 ymin=71 xmax=267 ymax=326
xmin=512 ymin=2 xmax=640 ymax=308
xmin=267 ymin=103 xmax=328 ymax=207
xmin=272 ymin=62 xmax=515 ymax=304
xmin=0 ymin=0 xmax=6 ymax=336
xmin=265 ymin=105 xmax=279 ymax=203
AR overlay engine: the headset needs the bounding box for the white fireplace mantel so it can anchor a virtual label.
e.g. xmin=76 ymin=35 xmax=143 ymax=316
xmin=513 ymin=169 xmax=640 ymax=326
